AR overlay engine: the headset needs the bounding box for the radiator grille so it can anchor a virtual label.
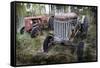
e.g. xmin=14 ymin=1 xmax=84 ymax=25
xmin=54 ymin=20 xmax=72 ymax=41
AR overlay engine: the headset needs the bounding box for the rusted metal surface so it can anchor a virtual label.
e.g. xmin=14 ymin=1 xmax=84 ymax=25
xmin=25 ymin=19 xmax=32 ymax=31
xmin=24 ymin=16 xmax=49 ymax=32
xmin=55 ymin=12 xmax=78 ymax=21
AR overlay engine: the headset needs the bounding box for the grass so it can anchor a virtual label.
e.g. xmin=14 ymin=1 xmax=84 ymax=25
xmin=16 ymin=30 xmax=78 ymax=65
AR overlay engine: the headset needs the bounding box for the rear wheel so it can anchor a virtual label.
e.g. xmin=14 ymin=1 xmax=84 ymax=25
xmin=80 ymin=16 xmax=88 ymax=39
xmin=20 ymin=26 xmax=25 ymax=34
xmin=48 ymin=16 xmax=54 ymax=30
xmin=43 ymin=36 xmax=53 ymax=52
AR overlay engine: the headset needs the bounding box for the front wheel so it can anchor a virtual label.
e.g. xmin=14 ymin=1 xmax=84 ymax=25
xmin=31 ymin=26 xmax=41 ymax=38
xmin=43 ymin=36 xmax=53 ymax=52
xmin=20 ymin=26 xmax=25 ymax=34
xmin=77 ymin=42 xmax=84 ymax=62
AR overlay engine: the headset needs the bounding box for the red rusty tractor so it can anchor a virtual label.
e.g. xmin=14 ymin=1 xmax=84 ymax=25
xmin=20 ymin=16 xmax=49 ymax=38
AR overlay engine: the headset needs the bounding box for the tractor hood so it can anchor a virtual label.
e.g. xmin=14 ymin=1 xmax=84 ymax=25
xmin=55 ymin=12 xmax=78 ymax=21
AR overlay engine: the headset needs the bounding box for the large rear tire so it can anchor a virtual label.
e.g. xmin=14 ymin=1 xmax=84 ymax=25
xmin=43 ymin=36 xmax=53 ymax=52
xmin=48 ymin=16 xmax=54 ymax=30
xmin=80 ymin=16 xmax=88 ymax=39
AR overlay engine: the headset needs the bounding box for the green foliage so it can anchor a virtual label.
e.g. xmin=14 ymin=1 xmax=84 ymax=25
xmin=84 ymin=45 xmax=96 ymax=61
xmin=16 ymin=3 xmax=27 ymax=16
xmin=16 ymin=33 xmax=42 ymax=65
xmin=32 ymin=4 xmax=46 ymax=15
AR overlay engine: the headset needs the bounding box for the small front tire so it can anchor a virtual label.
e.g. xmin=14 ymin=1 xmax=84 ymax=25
xmin=43 ymin=36 xmax=53 ymax=52
xmin=20 ymin=26 xmax=25 ymax=34
xmin=77 ymin=42 xmax=84 ymax=62
xmin=31 ymin=27 xmax=40 ymax=38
